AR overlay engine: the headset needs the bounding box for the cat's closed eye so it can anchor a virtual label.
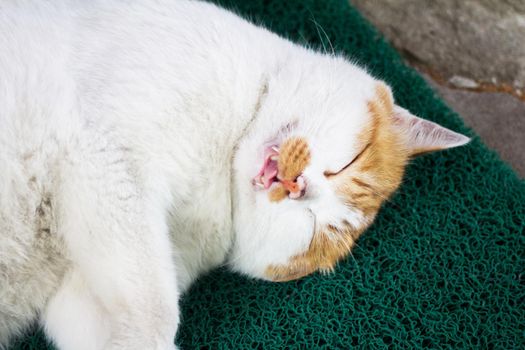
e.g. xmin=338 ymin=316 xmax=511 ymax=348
xmin=323 ymin=143 xmax=371 ymax=177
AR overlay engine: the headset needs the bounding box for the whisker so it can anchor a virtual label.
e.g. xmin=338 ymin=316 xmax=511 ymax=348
xmin=310 ymin=19 xmax=327 ymax=55
xmin=346 ymin=249 xmax=360 ymax=274
xmin=308 ymin=13 xmax=335 ymax=56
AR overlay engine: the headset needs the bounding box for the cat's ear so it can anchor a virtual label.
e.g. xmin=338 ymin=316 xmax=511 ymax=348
xmin=392 ymin=105 xmax=470 ymax=156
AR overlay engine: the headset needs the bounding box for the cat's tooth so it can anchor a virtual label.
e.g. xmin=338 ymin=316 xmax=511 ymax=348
xmin=296 ymin=176 xmax=305 ymax=189
xmin=289 ymin=191 xmax=301 ymax=199
xmin=270 ymin=155 xmax=278 ymax=161
xmin=271 ymin=146 xmax=279 ymax=153
xmin=255 ymin=182 xmax=264 ymax=188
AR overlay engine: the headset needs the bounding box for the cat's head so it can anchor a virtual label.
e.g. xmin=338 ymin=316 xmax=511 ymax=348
xmin=230 ymin=54 xmax=469 ymax=282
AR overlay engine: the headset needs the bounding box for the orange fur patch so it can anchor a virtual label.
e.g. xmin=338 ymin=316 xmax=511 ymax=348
xmin=278 ymin=137 xmax=311 ymax=180
xmin=265 ymin=83 xmax=411 ymax=281
xmin=268 ymin=184 xmax=288 ymax=202
xmin=335 ymin=82 xmax=408 ymax=216
xmin=268 ymin=137 xmax=311 ymax=202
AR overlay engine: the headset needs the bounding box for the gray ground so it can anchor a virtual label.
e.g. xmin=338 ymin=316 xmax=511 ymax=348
xmin=350 ymin=0 xmax=525 ymax=178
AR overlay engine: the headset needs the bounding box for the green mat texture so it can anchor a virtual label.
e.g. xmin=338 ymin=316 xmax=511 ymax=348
xmin=10 ymin=0 xmax=525 ymax=349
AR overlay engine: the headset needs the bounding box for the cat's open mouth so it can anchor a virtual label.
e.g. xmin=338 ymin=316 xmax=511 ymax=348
xmin=252 ymin=145 xmax=280 ymax=190
xmin=252 ymin=142 xmax=307 ymax=200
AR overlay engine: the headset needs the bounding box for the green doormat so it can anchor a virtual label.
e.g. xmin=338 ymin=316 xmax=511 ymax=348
xmin=10 ymin=0 xmax=525 ymax=349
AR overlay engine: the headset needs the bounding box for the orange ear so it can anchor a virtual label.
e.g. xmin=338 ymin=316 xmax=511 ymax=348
xmin=392 ymin=105 xmax=470 ymax=156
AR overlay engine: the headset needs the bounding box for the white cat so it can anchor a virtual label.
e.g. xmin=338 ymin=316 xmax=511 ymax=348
xmin=0 ymin=1 xmax=469 ymax=349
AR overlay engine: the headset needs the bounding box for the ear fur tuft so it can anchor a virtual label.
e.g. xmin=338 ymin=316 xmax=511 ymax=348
xmin=392 ymin=105 xmax=470 ymax=156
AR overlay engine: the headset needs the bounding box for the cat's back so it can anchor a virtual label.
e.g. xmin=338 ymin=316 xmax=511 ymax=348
xmin=0 ymin=0 xmax=255 ymax=266
xmin=0 ymin=3 xmax=77 ymax=236
xmin=0 ymin=1 xmax=77 ymax=241
xmin=0 ymin=1 xmax=80 ymax=167
xmin=0 ymin=0 xmax=280 ymax=340
xmin=0 ymin=2 xmax=111 ymax=340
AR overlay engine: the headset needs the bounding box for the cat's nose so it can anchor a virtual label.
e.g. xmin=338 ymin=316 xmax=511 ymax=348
xmin=282 ymin=175 xmax=306 ymax=199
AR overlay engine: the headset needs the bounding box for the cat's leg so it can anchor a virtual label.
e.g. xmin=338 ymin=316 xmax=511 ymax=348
xmin=50 ymin=136 xmax=179 ymax=350
xmin=43 ymin=270 xmax=111 ymax=350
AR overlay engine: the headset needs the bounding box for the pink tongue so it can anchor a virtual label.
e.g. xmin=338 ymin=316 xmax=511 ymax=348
xmin=263 ymin=159 xmax=278 ymax=189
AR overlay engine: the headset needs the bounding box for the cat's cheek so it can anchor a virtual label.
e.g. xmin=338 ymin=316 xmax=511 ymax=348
xmin=229 ymin=205 xmax=315 ymax=279
xmin=265 ymin=220 xmax=368 ymax=282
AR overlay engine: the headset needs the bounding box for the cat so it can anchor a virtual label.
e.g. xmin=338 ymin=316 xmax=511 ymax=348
xmin=0 ymin=0 xmax=469 ymax=349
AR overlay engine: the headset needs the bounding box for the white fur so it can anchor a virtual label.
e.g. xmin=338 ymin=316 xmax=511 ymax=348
xmin=0 ymin=1 xmax=466 ymax=349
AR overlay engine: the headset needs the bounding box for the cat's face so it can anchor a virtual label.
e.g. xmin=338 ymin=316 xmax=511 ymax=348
xmin=231 ymin=55 xmax=468 ymax=282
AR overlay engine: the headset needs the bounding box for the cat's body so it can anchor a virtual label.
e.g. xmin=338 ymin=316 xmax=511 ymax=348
xmin=0 ymin=1 xmax=469 ymax=349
